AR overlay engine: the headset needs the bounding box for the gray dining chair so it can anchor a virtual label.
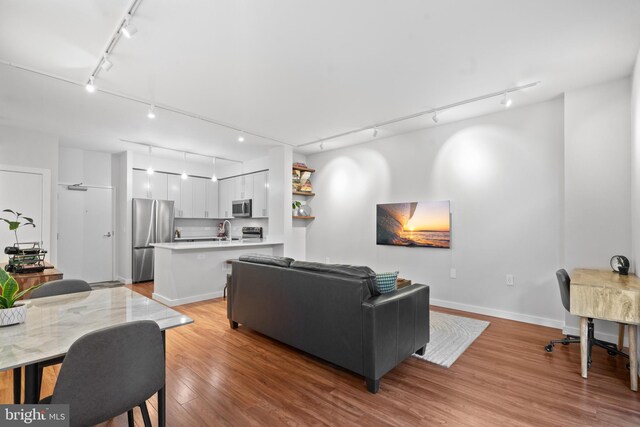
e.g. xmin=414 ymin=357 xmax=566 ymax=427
xmin=40 ymin=320 xmax=165 ymax=427
xmin=14 ymin=279 xmax=92 ymax=404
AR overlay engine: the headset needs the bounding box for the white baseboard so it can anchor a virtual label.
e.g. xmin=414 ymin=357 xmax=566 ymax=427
xmin=430 ymin=298 xmax=564 ymax=329
xmin=152 ymin=291 xmax=223 ymax=307
xmin=117 ymin=276 xmax=132 ymax=285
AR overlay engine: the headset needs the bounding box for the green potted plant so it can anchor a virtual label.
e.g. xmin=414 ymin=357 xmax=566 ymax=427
xmin=0 ymin=209 xmax=35 ymax=245
xmin=292 ymin=200 xmax=302 ymax=216
xmin=0 ymin=269 xmax=41 ymax=326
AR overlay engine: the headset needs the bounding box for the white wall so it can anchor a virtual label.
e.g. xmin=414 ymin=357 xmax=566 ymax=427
xmin=307 ymin=99 xmax=565 ymax=327
xmin=631 ymin=48 xmax=640 ymax=375
xmin=112 ymin=151 xmax=132 ymax=283
xmin=59 ymin=147 xmax=112 ymax=187
xmin=0 ymin=124 xmax=59 ymax=263
xmin=563 ymin=77 xmax=632 ymax=340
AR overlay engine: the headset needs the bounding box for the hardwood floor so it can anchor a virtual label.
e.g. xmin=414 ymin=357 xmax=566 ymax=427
xmin=2 ymin=282 xmax=639 ymax=426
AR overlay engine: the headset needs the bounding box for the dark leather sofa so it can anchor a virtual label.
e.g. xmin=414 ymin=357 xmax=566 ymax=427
xmin=227 ymin=254 xmax=430 ymax=393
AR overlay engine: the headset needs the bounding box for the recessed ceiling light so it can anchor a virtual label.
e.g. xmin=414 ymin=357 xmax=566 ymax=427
xmin=147 ymin=105 xmax=156 ymax=119
xmin=238 ymin=136 xmax=245 ymax=142
xmin=85 ymin=76 xmax=96 ymax=93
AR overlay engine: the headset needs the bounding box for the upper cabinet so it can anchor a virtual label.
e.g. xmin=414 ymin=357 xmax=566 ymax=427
xmin=252 ymin=171 xmax=268 ymax=218
xmin=205 ymin=180 xmax=218 ymax=219
xmin=132 ymin=169 xmax=150 ymax=199
xmin=132 ymin=170 xmax=168 ymax=200
xmin=218 ymin=178 xmax=234 ymax=219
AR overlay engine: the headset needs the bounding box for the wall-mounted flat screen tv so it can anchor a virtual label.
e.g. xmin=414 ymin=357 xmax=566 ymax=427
xmin=376 ymin=200 xmax=450 ymax=248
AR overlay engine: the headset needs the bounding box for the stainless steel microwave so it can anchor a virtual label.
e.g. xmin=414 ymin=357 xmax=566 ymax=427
xmin=232 ymin=199 xmax=252 ymax=218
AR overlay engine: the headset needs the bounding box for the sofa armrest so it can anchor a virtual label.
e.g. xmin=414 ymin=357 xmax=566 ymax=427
xmin=362 ymin=284 xmax=430 ymax=389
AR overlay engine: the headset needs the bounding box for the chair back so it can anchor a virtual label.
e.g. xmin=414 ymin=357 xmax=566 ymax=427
xmin=556 ymin=269 xmax=571 ymax=312
xmin=50 ymin=321 xmax=165 ymax=427
xmin=30 ymin=279 xmax=92 ymax=299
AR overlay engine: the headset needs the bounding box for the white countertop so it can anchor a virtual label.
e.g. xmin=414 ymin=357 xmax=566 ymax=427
xmin=152 ymin=239 xmax=283 ymax=250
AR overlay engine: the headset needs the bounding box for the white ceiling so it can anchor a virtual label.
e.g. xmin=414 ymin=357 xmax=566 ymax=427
xmin=1 ymin=0 xmax=639 ymax=160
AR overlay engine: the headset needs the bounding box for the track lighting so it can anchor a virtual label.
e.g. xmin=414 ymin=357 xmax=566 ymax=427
xmin=319 ymin=142 xmax=324 ymax=150
xmin=122 ymin=15 xmax=138 ymax=39
xmin=85 ymin=76 xmax=96 ymax=93
xmin=238 ymin=136 xmax=245 ymax=142
xmin=146 ymin=166 xmax=154 ymax=175
xmin=373 ymin=128 xmax=378 ymax=137
xmin=501 ymin=92 xmax=513 ymax=108
xmin=181 ymin=153 xmax=188 ymax=180
xmin=432 ymin=111 xmax=439 ymax=123
xmin=101 ymin=55 xmax=113 ymax=71
xmin=147 ymin=105 xmax=156 ymax=119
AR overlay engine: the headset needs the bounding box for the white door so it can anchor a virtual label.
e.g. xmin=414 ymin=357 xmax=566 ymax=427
xmin=58 ymin=186 xmax=114 ymax=283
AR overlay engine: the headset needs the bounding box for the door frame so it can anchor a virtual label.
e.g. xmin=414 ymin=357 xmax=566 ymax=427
xmin=0 ymin=164 xmax=51 ymax=262
xmin=58 ymin=183 xmax=116 ymax=282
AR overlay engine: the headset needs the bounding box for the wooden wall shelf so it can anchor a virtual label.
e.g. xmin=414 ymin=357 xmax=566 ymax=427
xmin=293 ymin=166 xmax=316 ymax=173
xmin=293 ymin=216 xmax=315 ymax=220
xmin=293 ymin=191 xmax=315 ymax=196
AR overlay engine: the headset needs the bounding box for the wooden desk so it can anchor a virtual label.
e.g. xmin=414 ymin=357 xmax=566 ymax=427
xmin=0 ymin=262 xmax=63 ymax=288
xmin=570 ymin=268 xmax=640 ymax=391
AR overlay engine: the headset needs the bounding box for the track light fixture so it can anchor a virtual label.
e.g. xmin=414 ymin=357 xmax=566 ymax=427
xmin=101 ymin=55 xmax=113 ymax=71
xmin=501 ymin=92 xmax=513 ymax=108
xmin=373 ymin=128 xmax=378 ymax=137
xmin=147 ymin=105 xmax=156 ymax=119
xmin=85 ymin=76 xmax=96 ymax=93
xmin=319 ymin=142 xmax=325 ymax=150
xmin=181 ymin=152 xmax=188 ymax=180
xmin=121 ymin=15 xmax=138 ymax=39
xmin=432 ymin=111 xmax=439 ymax=123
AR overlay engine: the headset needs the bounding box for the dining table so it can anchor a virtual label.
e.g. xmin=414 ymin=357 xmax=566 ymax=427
xmin=0 ymin=286 xmax=194 ymax=426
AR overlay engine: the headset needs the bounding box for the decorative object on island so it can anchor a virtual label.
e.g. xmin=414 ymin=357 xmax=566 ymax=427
xmin=610 ymin=255 xmax=630 ymax=275
xmin=377 ymin=200 xmax=451 ymax=248
xmin=1 ymin=209 xmax=47 ymax=273
xmin=0 ymin=269 xmax=42 ymax=326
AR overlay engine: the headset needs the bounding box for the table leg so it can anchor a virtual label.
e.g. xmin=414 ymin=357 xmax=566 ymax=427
xmin=618 ymin=323 xmax=625 ymax=350
xmin=13 ymin=367 xmax=21 ymax=404
xmin=159 ymin=330 xmax=166 ymax=427
xmin=580 ymin=317 xmax=588 ymax=378
xmin=629 ymin=324 xmax=637 ymax=392
xmin=24 ymin=364 xmax=39 ymax=403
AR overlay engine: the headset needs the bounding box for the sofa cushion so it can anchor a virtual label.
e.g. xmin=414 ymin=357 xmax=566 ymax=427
xmin=290 ymin=261 xmax=380 ymax=296
xmin=375 ymin=271 xmax=399 ymax=294
xmin=239 ymin=254 xmax=295 ymax=268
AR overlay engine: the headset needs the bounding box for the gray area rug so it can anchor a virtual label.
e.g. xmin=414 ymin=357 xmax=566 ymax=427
xmin=413 ymin=311 xmax=490 ymax=368
xmin=90 ymin=281 xmax=125 ymax=289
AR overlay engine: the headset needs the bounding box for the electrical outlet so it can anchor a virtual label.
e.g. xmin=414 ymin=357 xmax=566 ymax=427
xmin=450 ymin=268 xmax=457 ymax=279
xmin=506 ymin=274 xmax=514 ymax=286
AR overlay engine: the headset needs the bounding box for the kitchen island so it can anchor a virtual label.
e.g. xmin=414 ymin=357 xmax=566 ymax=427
xmin=151 ymin=239 xmax=284 ymax=306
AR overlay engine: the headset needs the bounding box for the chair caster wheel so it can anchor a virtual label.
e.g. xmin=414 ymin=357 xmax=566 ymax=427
xmin=545 ymin=344 xmax=554 ymax=352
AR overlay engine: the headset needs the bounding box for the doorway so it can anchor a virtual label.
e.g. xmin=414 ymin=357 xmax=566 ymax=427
xmin=57 ymin=185 xmax=114 ymax=283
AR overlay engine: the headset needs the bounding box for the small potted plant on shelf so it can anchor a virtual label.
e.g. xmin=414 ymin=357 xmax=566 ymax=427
xmin=292 ymin=201 xmax=302 ymax=216
xmin=0 ymin=269 xmax=41 ymax=326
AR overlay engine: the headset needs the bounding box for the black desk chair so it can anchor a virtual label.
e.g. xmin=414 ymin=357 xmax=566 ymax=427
xmin=545 ymin=269 xmax=627 ymax=368
xmin=13 ymin=279 xmax=92 ymax=404
xmin=40 ymin=320 xmax=165 ymax=427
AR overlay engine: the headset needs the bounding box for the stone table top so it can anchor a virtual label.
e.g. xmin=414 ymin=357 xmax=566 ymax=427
xmin=0 ymin=287 xmax=194 ymax=370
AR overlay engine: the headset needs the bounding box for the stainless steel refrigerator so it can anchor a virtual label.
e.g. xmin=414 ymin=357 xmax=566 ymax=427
xmin=132 ymin=199 xmax=175 ymax=283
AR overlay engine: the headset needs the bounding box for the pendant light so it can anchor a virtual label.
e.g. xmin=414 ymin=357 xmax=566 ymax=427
xmin=146 ymin=146 xmax=154 ymax=175
xmin=211 ymin=157 xmax=217 ymax=182
xmin=181 ymin=152 xmax=188 ymax=180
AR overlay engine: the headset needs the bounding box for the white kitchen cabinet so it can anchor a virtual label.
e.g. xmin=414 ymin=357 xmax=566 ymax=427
xmin=242 ymin=174 xmax=254 ymax=200
xmin=149 ymin=172 xmax=168 ymax=200
xmin=192 ymin=177 xmax=207 ymax=218
xmin=167 ymin=174 xmax=182 ymax=217
xmin=218 ymin=178 xmax=233 ymax=218
xmin=180 ymin=178 xmax=194 ymax=218
xmin=205 ymin=180 xmax=218 ymax=218
xmin=252 ymin=171 xmax=269 ymax=218
xmin=132 ymin=169 xmax=150 ymax=199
